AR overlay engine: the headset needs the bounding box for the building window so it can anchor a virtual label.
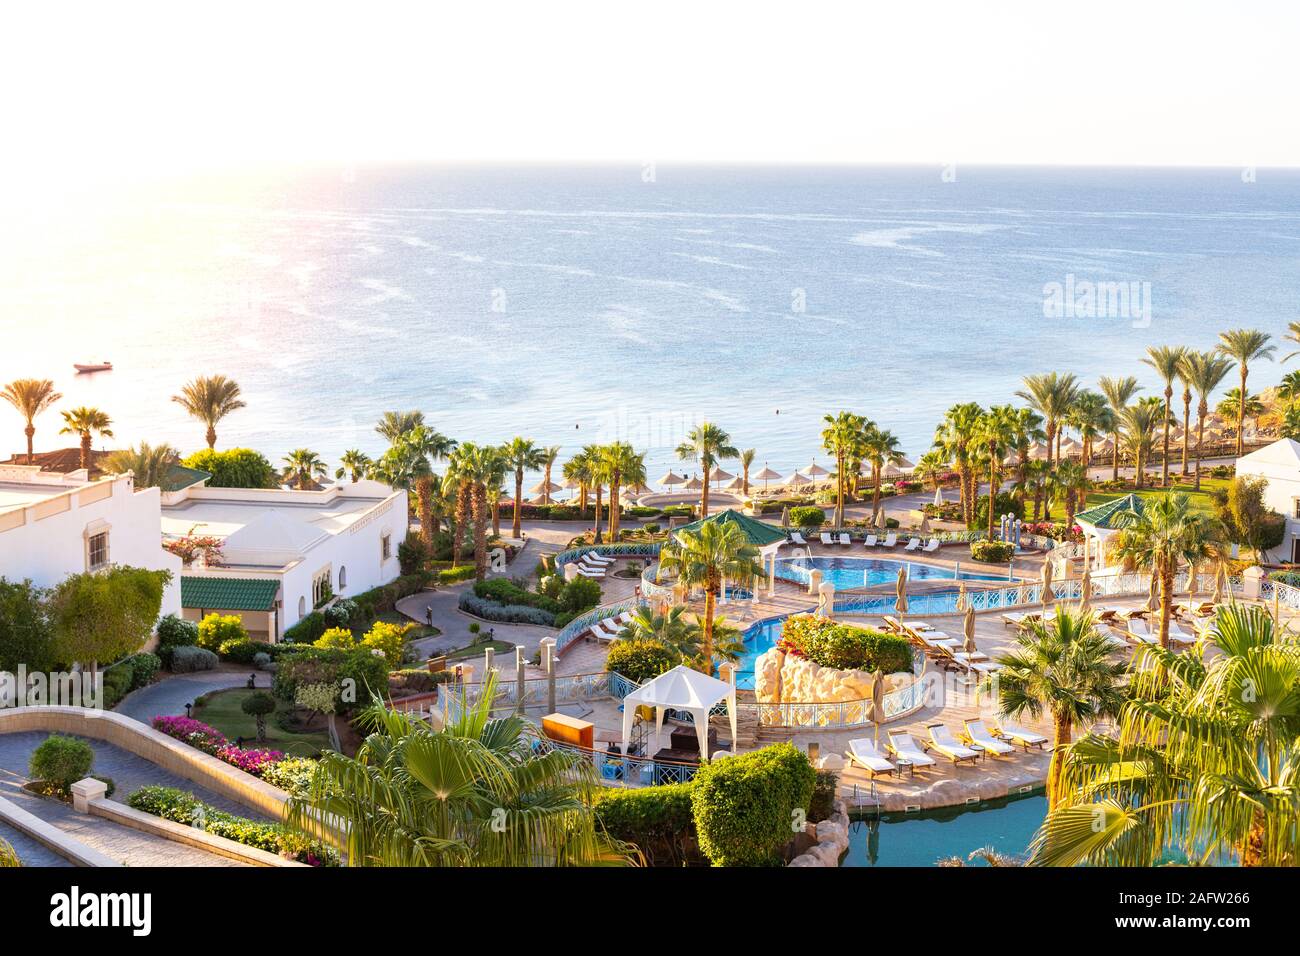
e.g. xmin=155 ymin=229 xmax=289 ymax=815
xmin=312 ymin=568 xmax=332 ymax=607
xmin=87 ymin=531 xmax=109 ymax=571
xmin=1293 ymin=499 xmax=1300 ymax=520
xmin=298 ymin=596 xmax=307 ymax=618
xmin=338 ymin=565 xmax=347 ymax=590
xmin=381 ymin=533 xmax=392 ymax=561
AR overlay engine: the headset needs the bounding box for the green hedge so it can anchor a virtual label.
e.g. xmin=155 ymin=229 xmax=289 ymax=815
xmin=594 ymin=783 xmax=702 ymax=866
xmin=779 ymin=615 xmax=913 ymax=673
xmin=30 ymin=735 xmax=94 ymax=789
xmin=272 ymin=645 xmax=389 ymax=710
xmin=788 ymin=506 xmax=826 ymax=528
xmin=970 ymin=539 xmax=1015 ymax=563
xmin=604 ymin=638 xmax=679 ymax=683
xmin=691 ymin=743 xmax=816 ymax=866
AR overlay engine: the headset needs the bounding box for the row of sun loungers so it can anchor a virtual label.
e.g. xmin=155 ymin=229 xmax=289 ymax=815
xmin=572 ymin=550 xmax=618 ymax=578
xmin=584 ymin=610 xmax=635 ymax=644
xmin=789 ymin=531 xmax=941 ymax=552
xmin=846 ymin=719 xmax=1049 ymax=778
xmin=882 ymin=617 xmax=1004 ymax=677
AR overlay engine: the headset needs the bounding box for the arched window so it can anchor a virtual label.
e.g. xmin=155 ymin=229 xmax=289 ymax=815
xmin=338 ymin=566 xmax=347 ymax=590
xmin=298 ymin=596 xmax=306 ymax=618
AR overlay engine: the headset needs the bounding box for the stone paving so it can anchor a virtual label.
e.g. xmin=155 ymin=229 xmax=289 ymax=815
xmin=116 ymin=667 xmax=256 ymax=725
xmin=0 ymin=819 xmax=73 ymax=867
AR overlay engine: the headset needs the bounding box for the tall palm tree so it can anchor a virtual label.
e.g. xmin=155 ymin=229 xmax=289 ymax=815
xmin=103 ymin=442 xmax=181 ymax=491
xmin=1 ymin=378 xmax=62 ymax=464
xmin=562 ymin=450 xmax=594 ymax=514
xmin=375 ymin=410 xmax=425 ymax=444
xmin=503 ymin=437 xmax=544 ymax=540
xmin=172 ymin=375 xmax=245 ymax=449
xmin=913 ymin=450 xmax=948 ymax=494
xmin=675 ymin=421 xmax=738 ymax=518
xmin=58 ymin=406 xmax=113 ymax=471
xmin=1008 ymin=407 xmax=1045 ymax=503
xmin=282 ymin=448 xmax=327 ymax=489
xmin=1216 ymin=328 xmax=1275 ymax=455
xmin=739 ymin=448 xmax=756 ymax=497
xmin=1179 ymin=350 xmax=1235 ymax=491
xmin=485 ymin=449 xmax=509 ymax=540
xmin=377 ymin=419 xmax=455 ymax=550
xmin=1031 ymin=604 xmax=1300 ymax=867
xmin=821 ymin=411 xmax=865 ymax=527
xmin=863 ymin=425 xmax=905 ymax=525
xmin=1282 ymin=319 xmax=1300 ymax=363
xmin=1277 ymin=369 xmax=1300 ymax=405
xmin=285 ymin=676 xmax=635 ymax=866
xmin=539 ymin=445 xmax=561 ymax=505
xmin=933 ymin=403 xmax=984 ymax=526
xmin=1217 ymin=387 xmax=1264 ymax=443
xmin=1065 ymin=391 xmax=1111 ymax=476
xmin=1054 ymin=460 xmax=1089 ymax=527
xmin=449 ymin=443 xmax=498 ymax=579
xmin=445 ymin=467 xmax=470 ymax=569
xmin=994 ymin=606 xmax=1127 ymax=810
xmin=1174 ymin=352 xmax=1195 ymax=476
xmin=973 ymin=406 xmax=1015 ymax=538
xmin=1016 ymin=372 xmax=1081 ymax=474
xmin=1112 ymin=492 xmax=1212 ymax=648
xmin=1097 ymin=375 xmax=1142 ymax=481
xmin=657 ymin=521 xmax=763 ymax=675
xmin=335 ymin=449 xmax=372 ymax=483
xmin=1119 ymin=400 xmax=1160 ymax=490
xmin=581 ymin=444 xmax=609 ymax=543
xmin=601 ymin=442 xmax=646 ymax=540
xmin=1141 ymin=345 xmax=1187 ymax=486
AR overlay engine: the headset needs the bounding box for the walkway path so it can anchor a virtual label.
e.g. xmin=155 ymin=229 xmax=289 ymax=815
xmin=116 ymin=667 xmax=259 ymax=725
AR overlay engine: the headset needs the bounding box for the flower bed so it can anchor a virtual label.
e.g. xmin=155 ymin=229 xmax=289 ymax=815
xmin=151 ymin=715 xmax=290 ymax=780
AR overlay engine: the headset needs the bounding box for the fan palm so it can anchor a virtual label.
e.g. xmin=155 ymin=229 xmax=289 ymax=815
xmin=285 ymin=676 xmax=636 ymax=866
xmin=863 ymin=424 xmax=905 ymax=527
xmin=1283 ymin=319 xmax=1300 ymax=363
xmin=172 ymin=375 xmax=245 ymax=449
xmin=103 ymin=442 xmax=181 ymax=491
xmin=374 ymin=410 xmax=425 ymax=444
xmin=1016 ymin=372 xmax=1081 ymax=472
xmin=451 ymin=443 xmax=501 ymax=580
xmin=282 ymin=448 xmax=327 ymax=489
xmin=1216 ymin=328 xmax=1275 ymax=455
xmin=675 ymin=421 xmax=738 ymax=518
xmin=502 ymin=437 xmax=544 ymax=540
xmin=1179 ymin=350 xmax=1235 ymax=490
xmin=1098 ymin=375 xmax=1142 ymax=481
xmin=822 ymin=411 xmax=866 ymax=527
xmin=388 ymin=422 xmax=455 ymax=549
xmin=1 ymin=378 xmax=62 ymax=464
xmin=58 ymin=406 xmax=113 ymax=470
xmin=1119 ymin=400 xmax=1160 ymax=490
xmin=1054 ymin=460 xmax=1089 ymax=526
xmin=335 ymin=449 xmax=372 ymax=483
xmin=1065 ymin=390 xmax=1111 ymax=473
xmin=993 ymin=606 xmax=1128 ymax=810
xmin=1111 ymin=492 xmax=1213 ymax=648
xmin=563 ymin=449 xmax=595 ymax=514
xmin=1216 ymin=387 xmax=1264 ymax=441
xmin=1030 ymin=604 xmax=1300 ymax=867
xmin=657 ymin=521 xmax=763 ymax=674
xmin=1141 ymin=345 xmax=1187 ymax=486
xmin=1008 ymin=407 xmax=1045 ymax=503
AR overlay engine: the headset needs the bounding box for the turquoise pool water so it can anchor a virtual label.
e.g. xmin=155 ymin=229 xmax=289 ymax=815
xmin=843 ymin=792 xmax=1045 ymax=866
xmin=776 ymin=555 xmax=1010 ymax=591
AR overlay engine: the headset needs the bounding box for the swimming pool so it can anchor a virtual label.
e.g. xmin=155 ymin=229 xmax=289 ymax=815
xmin=776 ymin=555 xmax=1010 ymax=592
xmin=843 ymin=792 xmax=1045 ymax=866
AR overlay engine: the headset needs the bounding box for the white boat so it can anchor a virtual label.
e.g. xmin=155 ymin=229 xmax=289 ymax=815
xmin=73 ymin=362 xmax=112 ymax=373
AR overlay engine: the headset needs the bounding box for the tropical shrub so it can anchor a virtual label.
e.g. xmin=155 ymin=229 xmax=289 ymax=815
xmin=458 ymin=592 xmax=555 ymax=626
xmin=0 ymin=577 xmax=55 ymax=672
xmin=217 ymin=637 xmax=273 ymax=664
xmin=314 ymin=626 xmax=358 ymax=651
xmin=272 ymin=646 xmax=388 ymax=710
xmin=170 ymin=645 xmax=219 ymax=672
xmin=152 ymin=715 xmax=227 ymax=752
xmin=259 ymin=756 xmax=319 ymax=797
xmin=808 ymin=769 xmax=839 ymax=823
xmin=398 ymin=532 xmax=431 ymax=575
xmin=282 ymin=611 xmax=327 ymax=644
xmin=788 ymin=506 xmax=826 ymax=528
xmin=970 ymin=539 xmax=1015 ymax=563
xmin=361 ymin=620 xmax=409 ymax=667
xmin=690 ymin=743 xmax=816 ymax=866
xmin=47 ymin=566 xmax=169 ymax=671
xmin=126 ymin=652 xmax=161 ymax=687
xmin=213 ymin=744 xmax=284 ymax=775
xmin=558 ymin=575 xmax=602 ymax=613
xmin=322 ymin=599 xmax=359 ymax=628
xmin=437 ymin=566 xmax=477 ymax=585
xmin=594 ymin=783 xmax=702 ymax=866
xmin=29 ymin=735 xmax=94 ymax=789
xmin=972 ymin=491 xmax=1024 ymax=530
xmin=154 ymin=613 xmax=200 ymax=659
xmin=778 ymin=616 xmax=912 ymax=673
xmin=196 ymin=613 xmax=246 ymax=651
xmin=240 ymin=691 xmax=277 ymax=741
xmin=181 ymin=448 xmax=278 ymax=489
xmin=604 ymin=638 xmax=680 ymax=683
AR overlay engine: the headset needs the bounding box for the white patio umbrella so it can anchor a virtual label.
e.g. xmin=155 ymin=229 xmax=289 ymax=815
xmin=657 ymin=471 xmax=685 ymax=489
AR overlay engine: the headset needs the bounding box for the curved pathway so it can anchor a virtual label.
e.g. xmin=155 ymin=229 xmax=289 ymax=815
xmin=116 ymin=668 xmax=263 ymax=725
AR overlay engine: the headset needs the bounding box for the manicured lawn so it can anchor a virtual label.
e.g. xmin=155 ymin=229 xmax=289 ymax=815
xmin=1085 ymin=477 xmax=1228 ymax=518
xmin=192 ymin=688 xmax=331 ymax=757
xmin=442 ymin=639 xmax=515 ymax=662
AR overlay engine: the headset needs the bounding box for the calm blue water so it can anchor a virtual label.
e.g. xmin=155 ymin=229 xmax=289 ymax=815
xmin=777 ymin=555 xmax=1008 ymax=590
xmin=6 ymin=164 xmax=1300 ymax=475
xmin=843 ymin=793 xmax=1045 ymax=867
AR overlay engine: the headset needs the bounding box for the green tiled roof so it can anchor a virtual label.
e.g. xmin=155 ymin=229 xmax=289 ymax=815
xmin=180 ymin=576 xmax=280 ymax=612
xmin=1075 ymin=493 xmax=1145 ymax=530
xmin=675 ymin=508 xmax=789 ymax=546
xmin=165 ymin=464 xmax=210 ymax=491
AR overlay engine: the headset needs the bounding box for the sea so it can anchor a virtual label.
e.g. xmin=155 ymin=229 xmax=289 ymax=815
xmin=3 ymin=163 xmax=1298 ymax=484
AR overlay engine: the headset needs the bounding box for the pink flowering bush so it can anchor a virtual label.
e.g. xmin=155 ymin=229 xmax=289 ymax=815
xmin=214 ymin=745 xmax=284 ymax=775
xmin=153 ymin=714 xmax=286 ymax=778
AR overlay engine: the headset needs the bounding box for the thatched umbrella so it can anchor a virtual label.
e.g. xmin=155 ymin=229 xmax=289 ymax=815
xmin=962 ymin=604 xmax=978 ymax=654
xmin=657 ymin=470 xmax=685 ymax=489
xmin=805 ymin=460 xmax=829 ymax=479
xmin=754 ymin=464 xmax=782 ymax=494
xmin=787 ymin=472 xmax=813 ymax=490
xmin=1040 ymin=559 xmax=1056 ymax=607
xmin=870 ymin=668 xmax=886 ymax=745
xmin=894 ymin=565 xmax=909 ymax=622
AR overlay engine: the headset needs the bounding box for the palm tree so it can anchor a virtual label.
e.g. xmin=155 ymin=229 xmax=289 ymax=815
xmin=1119 ymin=400 xmax=1160 ymax=490
xmin=539 ymin=445 xmax=561 ymax=505
xmin=821 ymin=411 xmax=865 ymax=527
xmin=446 ymin=467 xmax=471 ymax=569
xmin=1216 ymin=328 xmax=1275 ymax=455
xmin=1141 ymin=345 xmax=1187 ymax=486
xmin=994 ymin=606 xmax=1127 ymax=810
xmin=1277 ymin=369 xmax=1300 ymax=406
xmin=1 ymin=378 xmax=62 ymax=464
xmin=675 ymin=421 xmax=738 ymax=518
xmin=1065 ymin=391 xmax=1110 ymax=475
xmin=1031 ymin=604 xmax=1300 ymax=867
xmin=1016 ymin=372 xmax=1081 ymax=474
xmin=374 ymin=410 xmax=425 ymax=444
xmin=103 ymin=442 xmax=181 ymax=490
xmin=485 ymin=449 xmax=508 ymax=540
xmin=1098 ymin=375 xmax=1142 ymax=481
xmin=1112 ymin=492 xmax=1212 ymax=648
xmin=563 ymin=449 xmax=594 ymax=514
xmin=449 ymin=443 xmax=498 ymax=579
xmin=1054 ymin=460 xmax=1089 ymax=526
xmin=376 ymin=418 xmax=455 ymax=550
xmin=863 ymin=425 xmax=905 ymax=525
xmin=503 ymin=437 xmax=544 ymax=540
xmin=1217 ymin=388 xmax=1264 ymax=443
xmin=1008 ymin=407 xmax=1045 ymax=503
xmin=601 ymin=442 xmax=646 ymax=540
xmin=657 ymin=521 xmax=763 ymax=674
xmin=618 ymin=604 xmax=696 ymax=650
xmin=1283 ymin=319 xmax=1300 ymax=363
xmin=974 ymin=405 xmax=1015 ymax=538
xmin=335 ymin=449 xmax=372 ymax=483
xmin=933 ymin=403 xmax=984 ymax=526
xmin=57 ymin=406 xmax=113 ymax=470
xmin=585 ymin=445 xmax=610 ymax=543
xmin=1178 ymin=350 xmax=1235 ymax=490
xmin=285 ymin=676 xmax=635 ymax=866
xmin=282 ymin=448 xmax=327 ymax=489
xmin=913 ymin=450 xmax=948 ymax=494
xmin=171 ymin=375 xmax=245 ymax=449
xmin=1174 ymin=353 xmax=1195 ymax=477
xmin=739 ymin=448 xmax=756 ymax=497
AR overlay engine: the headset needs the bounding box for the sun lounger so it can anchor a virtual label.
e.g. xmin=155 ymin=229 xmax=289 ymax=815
xmin=961 ymin=719 xmax=1016 ymax=757
xmin=574 ymin=565 xmax=605 ymax=578
xmin=820 ymin=532 xmax=835 ymax=546
xmin=838 ymin=532 xmax=851 ymax=547
xmin=880 ymin=615 xmax=904 ymax=633
xmin=903 ymin=537 xmax=921 ymax=551
xmin=1125 ymin=619 xmax=1161 ymax=646
xmin=990 ymin=721 xmax=1049 ymax=751
xmin=885 ymin=731 xmax=937 ymax=768
xmin=847 ymin=738 xmax=897 ymax=778
xmin=922 ymin=538 xmax=940 ymax=553
xmin=880 ymin=533 xmax=898 ymax=548
xmin=927 ymin=724 xmax=981 ymax=765
xmin=582 ymin=552 xmax=615 ymax=565
xmin=1166 ymin=621 xmax=1199 ymax=646
xmin=1001 ymin=610 xmax=1041 ymax=629
xmin=789 ymin=531 xmax=807 ymax=546
xmin=1092 ymin=606 xmax=1125 ymax=624
xmin=863 ymin=534 xmax=878 ymax=548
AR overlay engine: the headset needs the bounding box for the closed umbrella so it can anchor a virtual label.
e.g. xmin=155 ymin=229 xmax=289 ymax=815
xmin=956 ymin=581 xmax=968 ymax=613
xmin=919 ymin=514 xmax=932 ymax=534
xmin=962 ymin=605 xmax=977 ymax=654
xmin=1211 ymin=562 xmax=1225 ymax=604
xmin=1040 ymin=560 xmax=1056 ymax=607
xmin=780 ymin=506 xmax=789 ymax=529
xmin=1145 ymin=572 xmax=1160 ymax=613
xmin=1079 ymin=567 xmax=1092 ymax=612
xmin=932 ymin=486 xmax=944 ymax=508
xmin=870 ymin=668 xmax=886 ymax=745
xmin=894 ymin=566 xmax=909 ymax=621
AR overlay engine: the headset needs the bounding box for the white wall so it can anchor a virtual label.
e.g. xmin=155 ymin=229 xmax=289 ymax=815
xmin=1236 ymin=462 xmax=1300 ymax=563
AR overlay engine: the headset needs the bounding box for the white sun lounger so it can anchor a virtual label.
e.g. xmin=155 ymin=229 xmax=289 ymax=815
xmin=838 ymin=532 xmax=851 ymax=547
xmin=820 ymin=532 xmax=835 ymax=546
xmin=789 ymin=531 xmax=808 ymax=546
xmin=863 ymin=534 xmax=878 ymax=548
xmin=1125 ymin=620 xmax=1160 ymax=645
xmin=885 ymin=731 xmax=937 ymax=768
xmin=574 ymin=565 xmax=605 ymax=578
xmin=582 ymin=552 xmax=615 ymax=565
xmin=923 ymin=538 xmax=940 ymax=553
xmin=847 ymin=738 xmax=897 ymax=778
xmin=991 ymin=721 xmax=1049 ymax=750
xmin=962 ymin=719 xmax=1016 ymax=757
xmin=1001 ymin=610 xmax=1040 ymax=629
xmin=927 ymin=724 xmax=981 ymax=765
xmin=1166 ymin=621 xmax=1199 ymax=646
xmin=903 ymin=537 xmax=921 ymax=551
xmin=880 ymin=533 xmax=898 ymax=548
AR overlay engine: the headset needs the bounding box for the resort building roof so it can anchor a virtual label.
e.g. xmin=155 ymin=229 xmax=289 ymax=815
xmin=180 ymin=575 xmax=281 ymax=612
xmin=676 ymin=508 xmax=789 ymax=547
xmin=1075 ymin=493 xmax=1145 ymax=531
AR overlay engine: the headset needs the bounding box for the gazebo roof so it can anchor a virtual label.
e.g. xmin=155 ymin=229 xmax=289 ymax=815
xmin=624 ymin=665 xmax=733 ymax=711
xmin=1075 ymin=493 xmax=1145 ymax=530
xmin=675 ymin=508 xmax=788 ymax=546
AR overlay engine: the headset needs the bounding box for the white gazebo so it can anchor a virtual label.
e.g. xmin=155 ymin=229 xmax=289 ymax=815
xmin=620 ymin=665 xmax=737 ymax=760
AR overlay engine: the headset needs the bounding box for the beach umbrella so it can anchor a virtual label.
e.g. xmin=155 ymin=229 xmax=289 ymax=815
xmin=870 ymin=669 xmax=886 ymax=745
xmin=724 ymin=475 xmax=746 ymax=491
xmin=780 ymin=506 xmax=789 ymax=528
xmin=529 ymin=479 xmax=562 ymax=496
xmin=657 ymin=470 xmax=685 ymax=488
xmin=1002 ymin=450 xmax=1019 ymax=467
xmin=708 ymin=466 xmax=734 ymax=489
xmin=932 ymin=486 xmax=944 ymax=508
xmin=894 ymin=566 xmax=909 ymax=620
xmin=787 ymin=472 xmax=813 ymax=489
xmin=754 ymin=464 xmax=782 ymax=493
xmin=1145 ymin=573 xmax=1160 ymax=613
xmin=962 ymin=605 xmax=977 ymax=654
xmin=882 ymin=456 xmax=915 ymax=479
xmin=805 ymin=461 xmax=829 ymax=478
xmin=1040 ymin=560 xmax=1056 ymax=607
xmin=1029 ymin=442 xmax=1050 ymax=461
xmin=919 ymin=514 xmax=932 ymax=534
xmin=1058 ymin=438 xmax=1082 ymax=458
xmin=683 ymin=475 xmax=703 ymax=491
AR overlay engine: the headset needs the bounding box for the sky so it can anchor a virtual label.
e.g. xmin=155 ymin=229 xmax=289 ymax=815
xmin=2 ymin=0 xmax=1298 ymax=191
